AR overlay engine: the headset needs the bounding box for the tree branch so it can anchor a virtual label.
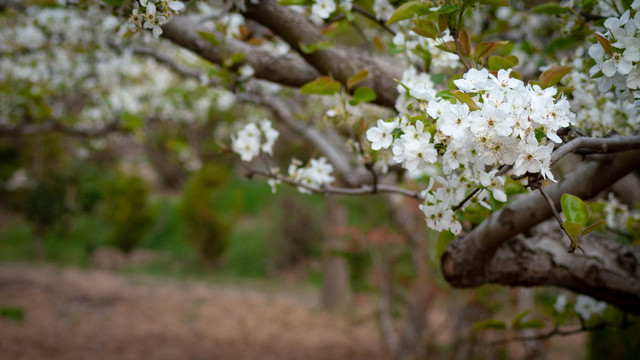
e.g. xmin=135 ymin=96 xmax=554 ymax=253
xmin=161 ymin=16 xmax=321 ymax=88
xmin=0 ymin=118 xmax=121 ymax=138
xmin=244 ymin=166 xmax=424 ymax=200
xmin=480 ymin=226 xmax=640 ymax=314
xmin=243 ymin=0 xmax=401 ymax=108
xmin=441 ymin=149 xmax=640 ymax=312
xmin=552 ymin=135 xmax=640 ymax=164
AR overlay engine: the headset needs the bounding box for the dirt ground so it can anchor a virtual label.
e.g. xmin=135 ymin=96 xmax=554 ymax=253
xmin=0 ymin=263 xmax=388 ymax=360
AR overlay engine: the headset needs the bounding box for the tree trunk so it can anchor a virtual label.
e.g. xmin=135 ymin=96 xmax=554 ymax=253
xmin=321 ymin=196 xmax=351 ymax=310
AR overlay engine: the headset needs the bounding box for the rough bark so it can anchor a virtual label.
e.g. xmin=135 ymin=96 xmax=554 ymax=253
xmin=485 ymin=227 xmax=640 ymax=314
xmin=162 ymin=17 xmax=320 ymax=88
xmin=441 ymin=150 xmax=640 ymax=313
xmin=243 ymin=0 xmax=401 ymax=108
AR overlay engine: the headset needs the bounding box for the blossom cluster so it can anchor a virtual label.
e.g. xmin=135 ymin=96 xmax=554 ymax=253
xmin=128 ymin=0 xmax=184 ymax=38
xmin=554 ymin=294 xmax=607 ymax=320
xmin=588 ymin=2 xmax=640 ymax=95
xmin=231 ymin=119 xmax=279 ymax=162
xmin=230 ymin=119 xmax=335 ymax=194
xmin=287 ymin=158 xmax=335 ymax=194
xmin=367 ymin=68 xmax=576 ymax=233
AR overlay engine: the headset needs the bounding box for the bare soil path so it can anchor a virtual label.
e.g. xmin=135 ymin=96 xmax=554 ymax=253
xmin=0 ymin=263 xmax=387 ymax=360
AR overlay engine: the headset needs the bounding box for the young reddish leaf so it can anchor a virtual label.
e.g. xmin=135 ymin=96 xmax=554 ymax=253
xmin=539 ymin=65 xmax=573 ymax=86
xmin=347 ymin=70 xmax=369 ymax=89
xmin=438 ymin=14 xmax=448 ymax=32
xmin=436 ymin=41 xmax=457 ymax=53
xmin=594 ymin=33 xmax=613 ymax=56
xmin=373 ymin=37 xmax=386 ymax=52
xmin=388 ymin=1 xmax=431 ymax=24
xmin=300 ymin=76 xmax=342 ymax=95
xmin=475 ymin=40 xmax=509 ymax=59
xmin=561 ymin=193 xmax=589 ymax=226
xmin=450 ymin=90 xmax=478 ymax=111
xmin=413 ymin=19 xmax=439 ymax=39
xmin=459 ymin=29 xmax=471 ymax=57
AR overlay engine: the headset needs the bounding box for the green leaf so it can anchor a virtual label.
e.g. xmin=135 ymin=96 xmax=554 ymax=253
xmin=479 ymin=0 xmax=510 ymax=6
xmin=225 ymin=52 xmax=246 ymax=67
xmin=531 ymin=3 xmax=571 ymax=15
xmin=475 ymin=40 xmax=509 ymax=59
xmin=473 ymin=319 xmax=507 ymax=330
xmin=100 ymin=0 xmax=124 ymax=6
xmin=300 ymin=76 xmax=342 ymax=95
xmin=511 ymin=310 xmax=531 ymax=328
xmin=279 ymin=0 xmax=307 ymax=5
xmin=412 ymin=19 xmax=439 ymax=39
xmin=198 ymin=32 xmax=219 ymax=46
xmin=349 ymin=87 xmax=377 ymax=105
xmin=516 ymin=320 xmax=546 ymax=329
xmin=436 ymin=230 xmax=456 ymax=259
xmin=562 ymin=220 xmax=582 ymax=240
xmin=1 ymin=306 xmax=24 ymax=321
xmin=122 ymin=112 xmax=143 ymax=131
xmin=581 ymin=220 xmax=605 ymax=236
xmin=436 ymin=4 xmax=460 ymax=14
xmin=388 ymin=1 xmax=432 ymax=24
xmin=488 ymin=55 xmax=518 ymax=71
xmin=450 ymin=90 xmax=478 ymax=111
xmin=299 ymin=41 xmax=333 ymax=54
xmin=582 ymin=0 xmax=595 ymax=13
xmin=347 ymin=70 xmax=369 ymax=89
xmin=561 ymin=193 xmax=589 ymax=226
xmin=538 ymin=65 xmax=573 ymax=86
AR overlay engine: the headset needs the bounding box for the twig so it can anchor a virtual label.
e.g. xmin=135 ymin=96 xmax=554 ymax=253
xmin=244 ymin=166 xmax=424 ymax=200
xmin=351 ymin=5 xmax=396 ymax=35
xmin=537 ymin=187 xmax=579 ymax=253
xmin=452 ymin=188 xmax=480 ymax=211
xmin=491 ymin=318 xmax=631 ymax=346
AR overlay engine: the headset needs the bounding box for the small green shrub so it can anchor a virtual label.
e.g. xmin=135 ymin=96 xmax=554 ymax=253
xmin=101 ymin=172 xmax=153 ymax=253
xmin=179 ymin=163 xmax=233 ymax=266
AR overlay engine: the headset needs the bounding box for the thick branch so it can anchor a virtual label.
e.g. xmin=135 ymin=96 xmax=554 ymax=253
xmin=0 ymin=119 xmax=120 ymax=138
xmin=442 ymin=150 xmax=640 ymax=291
xmin=482 ymin=227 xmax=640 ymax=314
xmin=161 ymin=16 xmax=320 ymax=88
xmin=244 ymin=0 xmax=401 ymax=108
xmin=552 ymin=135 xmax=640 ymax=164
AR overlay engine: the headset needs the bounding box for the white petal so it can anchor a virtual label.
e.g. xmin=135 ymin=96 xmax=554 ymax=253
xmin=169 ymin=1 xmax=184 ymax=11
xmin=618 ymin=60 xmax=633 ymax=75
xmin=602 ymin=59 xmax=618 ymax=77
xmin=152 ymin=25 xmax=163 ymax=38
